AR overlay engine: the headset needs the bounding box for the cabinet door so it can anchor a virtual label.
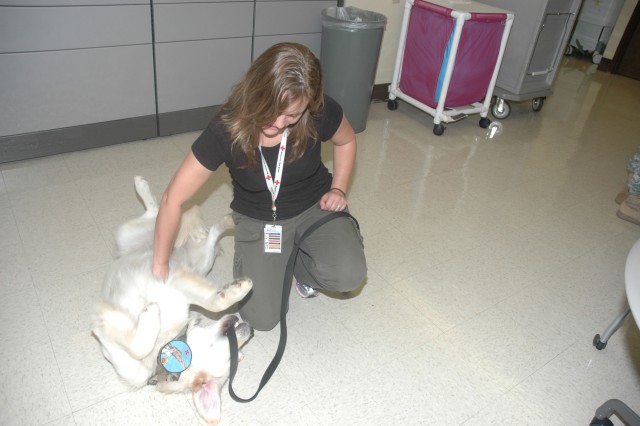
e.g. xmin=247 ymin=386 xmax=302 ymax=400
xmin=0 ymin=46 xmax=156 ymax=137
xmin=254 ymin=1 xmax=335 ymax=36
xmin=155 ymin=38 xmax=252 ymax=114
xmin=522 ymin=13 xmax=573 ymax=92
xmin=154 ymin=1 xmax=253 ymax=115
xmin=253 ymin=33 xmax=322 ymax=60
xmin=0 ymin=5 xmax=150 ymax=53
xmin=0 ymin=3 xmax=154 ymax=138
xmin=0 ymin=1 xmax=148 ymax=4
xmin=153 ymin=2 xmax=253 ymax=42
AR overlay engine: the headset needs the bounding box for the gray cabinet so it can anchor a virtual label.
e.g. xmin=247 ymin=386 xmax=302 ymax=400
xmin=1 ymin=0 xmax=337 ymax=163
xmin=0 ymin=2 xmax=156 ymax=161
xmin=153 ymin=0 xmax=254 ymax=135
xmin=475 ymin=0 xmax=582 ymax=101
xmin=253 ymin=0 xmax=335 ymax=60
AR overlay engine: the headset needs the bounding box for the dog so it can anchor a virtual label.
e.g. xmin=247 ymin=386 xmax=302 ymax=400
xmin=92 ymin=176 xmax=253 ymax=425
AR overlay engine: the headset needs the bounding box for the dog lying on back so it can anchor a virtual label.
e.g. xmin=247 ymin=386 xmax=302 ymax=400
xmin=92 ymin=176 xmax=253 ymax=425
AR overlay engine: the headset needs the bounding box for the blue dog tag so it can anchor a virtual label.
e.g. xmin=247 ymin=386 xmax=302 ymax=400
xmin=159 ymin=340 xmax=192 ymax=373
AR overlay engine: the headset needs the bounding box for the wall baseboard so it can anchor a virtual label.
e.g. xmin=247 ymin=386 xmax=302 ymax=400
xmin=372 ymin=83 xmax=390 ymax=101
xmin=0 ymin=116 xmax=157 ymax=164
xmin=598 ymin=57 xmax=612 ymax=72
xmin=158 ymin=106 xmax=218 ymax=137
xmin=0 ymin=106 xmax=225 ymax=164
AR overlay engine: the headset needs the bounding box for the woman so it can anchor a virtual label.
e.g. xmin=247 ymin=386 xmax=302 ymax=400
xmin=152 ymin=43 xmax=366 ymax=331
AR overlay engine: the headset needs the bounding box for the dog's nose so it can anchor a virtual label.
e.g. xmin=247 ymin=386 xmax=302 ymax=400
xmin=221 ymin=315 xmax=239 ymax=332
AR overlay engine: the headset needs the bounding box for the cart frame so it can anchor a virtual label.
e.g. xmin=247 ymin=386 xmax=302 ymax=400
xmin=388 ymin=0 xmax=513 ymax=136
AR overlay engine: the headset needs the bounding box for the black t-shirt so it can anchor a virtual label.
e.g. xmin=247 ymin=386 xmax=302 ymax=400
xmin=192 ymin=95 xmax=343 ymax=221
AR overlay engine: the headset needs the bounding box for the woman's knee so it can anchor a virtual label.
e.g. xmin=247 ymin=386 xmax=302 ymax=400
xmin=318 ymin=260 xmax=367 ymax=292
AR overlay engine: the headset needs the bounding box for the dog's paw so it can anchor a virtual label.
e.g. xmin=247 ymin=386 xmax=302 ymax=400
xmin=134 ymin=176 xmax=149 ymax=193
xmin=210 ymin=215 xmax=234 ymax=236
xmin=222 ymin=214 xmax=235 ymax=230
xmin=216 ymin=277 xmax=252 ymax=304
xmin=142 ymin=302 xmax=160 ymax=315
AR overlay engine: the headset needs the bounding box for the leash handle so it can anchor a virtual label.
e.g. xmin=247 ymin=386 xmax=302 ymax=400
xmin=226 ymin=211 xmax=358 ymax=402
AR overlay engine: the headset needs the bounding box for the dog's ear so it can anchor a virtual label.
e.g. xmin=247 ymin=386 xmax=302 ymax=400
xmin=192 ymin=375 xmax=222 ymax=425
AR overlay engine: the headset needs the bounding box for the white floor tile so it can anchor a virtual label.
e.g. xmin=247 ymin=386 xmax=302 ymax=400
xmin=0 ymin=341 xmax=72 ymax=425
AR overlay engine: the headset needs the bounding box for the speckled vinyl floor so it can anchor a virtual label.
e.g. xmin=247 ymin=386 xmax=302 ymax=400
xmin=1 ymin=56 xmax=640 ymax=425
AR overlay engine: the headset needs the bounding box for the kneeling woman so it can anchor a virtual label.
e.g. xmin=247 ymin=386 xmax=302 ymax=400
xmin=152 ymin=43 xmax=367 ymax=331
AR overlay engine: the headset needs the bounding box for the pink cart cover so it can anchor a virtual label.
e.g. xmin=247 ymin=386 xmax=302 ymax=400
xmin=399 ymin=0 xmax=506 ymax=108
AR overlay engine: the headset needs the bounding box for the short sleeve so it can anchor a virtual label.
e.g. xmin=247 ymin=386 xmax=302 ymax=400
xmin=191 ymin=118 xmax=229 ymax=171
xmin=318 ymin=95 xmax=344 ymax=142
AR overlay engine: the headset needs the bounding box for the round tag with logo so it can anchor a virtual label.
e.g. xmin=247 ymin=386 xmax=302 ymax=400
xmin=159 ymin=340 xmax=192 ymax=373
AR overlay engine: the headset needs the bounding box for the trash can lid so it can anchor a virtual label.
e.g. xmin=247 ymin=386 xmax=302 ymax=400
xmin=322 ymin=6 xmax=387 ymax=30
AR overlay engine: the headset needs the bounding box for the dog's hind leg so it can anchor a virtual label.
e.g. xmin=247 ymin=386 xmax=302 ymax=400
xmin=134 ymin=176 xmax=159 ymax=217
xmin=168 ymin=270 xmax=252 ymax=312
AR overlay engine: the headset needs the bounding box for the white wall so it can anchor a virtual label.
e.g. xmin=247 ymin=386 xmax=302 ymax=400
xmin=603 ymin=0 xmax=638 ymax=59
xmin=343 ymin=0 xmax=404 ymax=84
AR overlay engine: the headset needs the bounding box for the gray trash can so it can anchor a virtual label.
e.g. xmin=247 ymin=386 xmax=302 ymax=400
xmin=321 ymin=7 xmax=386 ymax=133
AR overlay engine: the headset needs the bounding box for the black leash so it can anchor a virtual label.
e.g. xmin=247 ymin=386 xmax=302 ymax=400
xmin=225 ymin=211 xmax=359 ymax=402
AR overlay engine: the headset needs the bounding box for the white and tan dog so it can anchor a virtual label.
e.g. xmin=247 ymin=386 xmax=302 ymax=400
xmin=92 ymin=176 xmax=252 ymax=425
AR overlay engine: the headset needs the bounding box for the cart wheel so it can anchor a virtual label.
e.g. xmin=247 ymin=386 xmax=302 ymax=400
xmin=593 ymin=53 xmax=603 ymax=64
xmin=593 ymin=334 xmax=607 ymax=350
xmin=479 ymin=117 xmax=491 ymax=128
xmin=532 ymin=97 xmax=545 ymax=112
xmin=491 ymin=98 xmax=511 ymax=119
xmin=433 ymin=124 xmax=445 ymax=136
xmin=387 ymin=99 xmax=398 ymax=111
xmin=565 ymin=45 xmax=574 ymax=56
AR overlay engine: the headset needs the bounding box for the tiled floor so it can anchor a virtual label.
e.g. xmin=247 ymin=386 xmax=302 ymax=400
xmin=2 ymin=56 xmax=640 ymax=425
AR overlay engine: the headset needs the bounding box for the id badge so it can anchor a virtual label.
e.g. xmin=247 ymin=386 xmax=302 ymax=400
xmin=264 ymin=224 xmax=282 ymax=254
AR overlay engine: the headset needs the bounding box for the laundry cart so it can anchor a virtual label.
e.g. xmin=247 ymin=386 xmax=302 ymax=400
xmin=387 ymin=0 xmax=513 ymax=136
xmin=475 ymin=0 xmax=583 ymax=119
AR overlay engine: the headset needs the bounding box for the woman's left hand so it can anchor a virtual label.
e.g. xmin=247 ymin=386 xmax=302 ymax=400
xmin=320 ymin=188 xmax=347 ymax=211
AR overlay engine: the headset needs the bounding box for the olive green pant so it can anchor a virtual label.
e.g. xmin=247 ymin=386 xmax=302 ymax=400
xmin=232 ymin=204 xmax=366 ymax=331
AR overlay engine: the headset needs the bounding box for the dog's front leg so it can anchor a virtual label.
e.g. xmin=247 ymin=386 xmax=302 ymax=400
xmin=93 ymin=303 xmax=161 ymax=360
xmin=168 ymin=270 xmax=252 ymax=312
xmin=126 ymin=303 xmax=161 ymax=359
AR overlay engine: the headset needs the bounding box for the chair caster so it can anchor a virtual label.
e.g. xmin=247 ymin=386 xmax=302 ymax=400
xmin=593 ymin=334 xmax=607 ymax=350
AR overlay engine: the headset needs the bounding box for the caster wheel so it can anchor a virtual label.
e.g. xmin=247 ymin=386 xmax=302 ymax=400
xmin=491 ymin=98 xmax=511 ymax=119
xmin=565 ymin=45 xmax=574 ymax=56
xmin=593 ymin=334 xmax=607 ymax=350
xmin=590 ymin=416 xmax=614 ymax=426
xmin=593 ymin=53 xmax=603 ymax=64
xmin=387 ymin=99 xmax=398 ymax=111
xmin=479 ymin=117 xmax=491 ymax=128
xmin=433 ymin=124 xmax=445 ymax=136
xmin=532 ymin=97 xmax=545 ymax=112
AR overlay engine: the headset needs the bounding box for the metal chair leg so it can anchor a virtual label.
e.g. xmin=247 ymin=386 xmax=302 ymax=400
xmin=593 ymin=306 xmax=631 ymax=350
xmin=590 ymin=399 xmax=640 ymax=426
